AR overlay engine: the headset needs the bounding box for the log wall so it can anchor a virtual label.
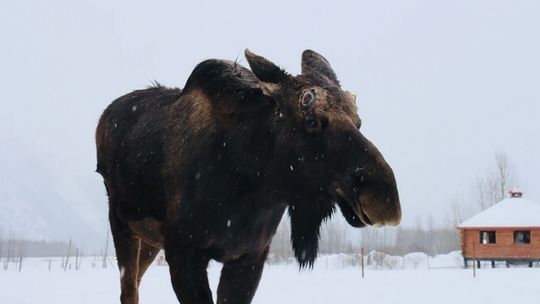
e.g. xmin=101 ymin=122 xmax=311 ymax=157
xmin=460 ymin=228 xmax=540 ymax=259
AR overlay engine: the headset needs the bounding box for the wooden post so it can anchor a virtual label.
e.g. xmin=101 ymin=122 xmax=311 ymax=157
xmin=473 ymin=258 xmax=476 ymax=277
xmin=361 ymin=247 xmax=365 ymax=279
xmin=472 ymin=240 xmax=476 ymax=278
xmin=75 ymin=248 xmax=79 ymax=271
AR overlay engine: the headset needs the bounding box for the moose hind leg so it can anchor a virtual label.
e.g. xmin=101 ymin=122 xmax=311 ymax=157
xmin=109 ymin=210 xmax=142 ymax=304
xmin=217 ymin=249 xmax=269 ymax=304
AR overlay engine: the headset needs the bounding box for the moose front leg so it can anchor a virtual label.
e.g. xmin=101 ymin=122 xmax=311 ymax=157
xmin=166 ymin=248 xmax=214 ymax=304
xmin=216 ymin=248 xmax=269 ymax=304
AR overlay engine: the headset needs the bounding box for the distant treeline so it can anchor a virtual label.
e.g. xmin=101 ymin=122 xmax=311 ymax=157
xmin=269 ymin=217 xmax=460 ymax=262
xmin=0 ymin=238 xmax=74 ymax=257
xmin=1 ymin=222 xmax=460 ymax=259
xmin=379 ymin=227 xmax=459 ymax=256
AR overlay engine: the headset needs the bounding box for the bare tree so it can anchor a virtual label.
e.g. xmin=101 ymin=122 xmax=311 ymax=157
xmin=75 ymin=248 xmax=80 ymax=271
xmin=0 ymin=230 xmax=3 ymax=269
xmin=426 ymin=214 xmax=436 ymax=255
xmin=268 ymin=217 xmax=293 ymax=263
xmin=475 ymin=152 xmax=518 ymax=211
xmin=102 ymin=232 xmax=110 ymax=269
xmin=448 ymin=192 xmax=473 ymax=227
xmin=17 ymin=242 xmax=23 ymax=272
xmin=63 ymin=238 xmax=72 ymax=271
xmin=319 ymin=218 xmax=349 ymax=254
xmin=3 ymin=237 xmax=14 ymax=271
xmin=76 ymin=247 xmax=83 ymax=270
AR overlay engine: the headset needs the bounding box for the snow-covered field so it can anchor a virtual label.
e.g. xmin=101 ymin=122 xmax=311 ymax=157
xmin=1 ymin=253 xmax=539 ymax=304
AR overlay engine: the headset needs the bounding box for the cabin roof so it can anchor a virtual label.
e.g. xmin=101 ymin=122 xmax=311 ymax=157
xmin=459 ymin=196 xmax=540 ymax=228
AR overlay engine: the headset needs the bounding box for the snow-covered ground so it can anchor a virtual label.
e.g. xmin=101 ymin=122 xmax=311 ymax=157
xmin=1 ymin=253 xmax=539 ymax=304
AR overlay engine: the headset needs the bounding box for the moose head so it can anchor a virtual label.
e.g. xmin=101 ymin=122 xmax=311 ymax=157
xmin=245 ymin=49 xmax=401 ymax=267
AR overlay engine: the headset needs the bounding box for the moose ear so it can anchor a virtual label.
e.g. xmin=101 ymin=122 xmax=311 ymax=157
xmin=301 ymin=50 xmax=339 ymax=85
xmin=245 ymin=49 xmax=288 ymax=84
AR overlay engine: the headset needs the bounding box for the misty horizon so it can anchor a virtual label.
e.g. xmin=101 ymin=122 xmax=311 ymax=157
xmin=1 ymin=0 xmax=539 ymax=249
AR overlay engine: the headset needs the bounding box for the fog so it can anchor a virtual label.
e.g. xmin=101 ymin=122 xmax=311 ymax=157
xmin=1 ymin=0 xmax=539 ymax=246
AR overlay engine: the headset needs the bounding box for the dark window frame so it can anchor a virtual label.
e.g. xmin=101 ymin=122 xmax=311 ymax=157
xmin=513 ymin=231 xmax=531 ymax=244
xmin=479 ymin=231 xmax=496 ymax=244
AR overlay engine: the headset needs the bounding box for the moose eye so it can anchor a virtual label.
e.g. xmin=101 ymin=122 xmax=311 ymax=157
xmin=304 ymin=117 xmax=320 ymax=133
xmin=301 ymin=90 xmax=316 ymax=108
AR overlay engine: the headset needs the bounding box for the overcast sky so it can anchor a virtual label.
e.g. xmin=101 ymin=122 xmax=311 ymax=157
xmin=1 ymin=0 xmax=539 ymax=237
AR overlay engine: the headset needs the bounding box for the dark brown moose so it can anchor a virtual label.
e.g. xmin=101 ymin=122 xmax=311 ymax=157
xmin=96 ymin=49 xmax=401 ymax=304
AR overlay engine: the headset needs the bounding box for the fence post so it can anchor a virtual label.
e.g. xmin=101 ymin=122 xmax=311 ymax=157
xmin=361 ymin=247 xmax=364 ymax=278
xmin=472 ymin=240 xmax=476 ymax=278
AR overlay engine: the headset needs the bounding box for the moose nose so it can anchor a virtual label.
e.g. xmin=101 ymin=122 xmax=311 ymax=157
xmin=381 ymin=201 xmax=401 ymax=226
xmin=357 ymin=192 xmax=401 ymax=227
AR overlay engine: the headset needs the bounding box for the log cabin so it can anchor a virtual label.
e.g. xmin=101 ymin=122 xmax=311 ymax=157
xmin=458 ymin=190 xmax=540 ymax=268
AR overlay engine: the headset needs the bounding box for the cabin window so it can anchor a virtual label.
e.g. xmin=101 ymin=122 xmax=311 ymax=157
xmin=514 ymin=231 xmax=531 ymax=244
xmin=479 ymin=231 xmax=496 ymax=244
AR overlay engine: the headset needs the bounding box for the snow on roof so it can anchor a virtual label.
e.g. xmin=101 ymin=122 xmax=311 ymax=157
xmin=458 ymin=196 xmax=540 ymax=228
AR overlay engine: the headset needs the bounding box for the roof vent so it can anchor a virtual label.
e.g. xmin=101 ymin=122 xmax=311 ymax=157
xmin=509 ymin=188 xmax=523 ymax=198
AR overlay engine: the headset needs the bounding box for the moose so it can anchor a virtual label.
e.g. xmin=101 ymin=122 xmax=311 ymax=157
xmin=96 ymin=49 xmax=401 ymax=304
